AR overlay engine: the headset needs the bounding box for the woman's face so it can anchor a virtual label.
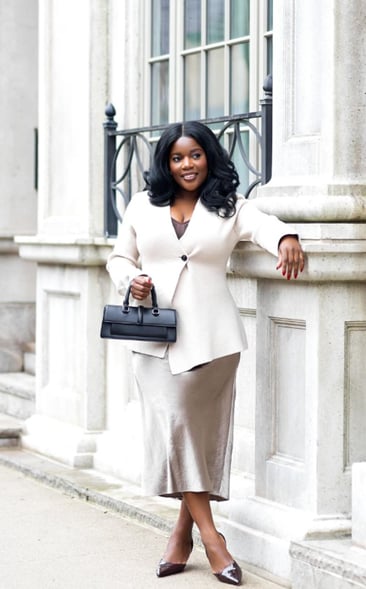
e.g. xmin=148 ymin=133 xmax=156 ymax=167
xmin=169 ymin=136 xmax=209 ymax=198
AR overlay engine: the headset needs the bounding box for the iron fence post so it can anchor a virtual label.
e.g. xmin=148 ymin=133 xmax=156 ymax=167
xmin=103 ymin=103 xmax=118 ymax=237
xmin=260 ymin=74 xmax=273 ymax=185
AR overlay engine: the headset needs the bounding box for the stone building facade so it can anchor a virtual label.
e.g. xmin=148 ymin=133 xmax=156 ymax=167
xmin=1 ymin=1 xmax=366 ymax=586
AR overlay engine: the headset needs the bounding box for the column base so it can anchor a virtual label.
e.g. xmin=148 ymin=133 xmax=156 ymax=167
xmin=219 ymin=497 xmax=351 ymax=580
xmin=22 ymin=414 xmax=101 ymax=468
xmin=290 ymin=538 xmax=366 ymax=588
xmin=93 ymin=400 xmax=143 ymax=486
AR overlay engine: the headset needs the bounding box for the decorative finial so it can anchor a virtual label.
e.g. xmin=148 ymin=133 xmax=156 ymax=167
xmin=263 ymin=74 xmax=273 ymax=95
xmin=105 ymin=103 xmax=116 ymax=119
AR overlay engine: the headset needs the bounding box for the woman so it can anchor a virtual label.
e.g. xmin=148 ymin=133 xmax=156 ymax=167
xmin=107 ymin=121 xmax=304 ymax=586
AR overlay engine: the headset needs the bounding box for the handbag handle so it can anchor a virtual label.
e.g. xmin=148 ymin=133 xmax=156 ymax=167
xmin=123 ymin=284 xmax=159 ymax=315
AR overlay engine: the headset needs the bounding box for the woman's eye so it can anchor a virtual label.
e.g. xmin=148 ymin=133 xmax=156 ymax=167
xmin=172 ymin=156 xmax=180 ymax=163
xmin=192 ymin=153 xmax=201 ymax=159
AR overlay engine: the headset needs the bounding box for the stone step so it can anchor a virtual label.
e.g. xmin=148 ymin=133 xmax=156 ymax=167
xmin=0 ymin=372 xmax=35 ymax=420
xmin=0 ymin=413 xmax=23 ymax=447
xmin=291 ymin=538 xmax=366 ymax=588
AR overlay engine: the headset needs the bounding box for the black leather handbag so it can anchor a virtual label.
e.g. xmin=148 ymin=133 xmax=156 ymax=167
xmin=100 ymin=285 xmax=177 ymax=342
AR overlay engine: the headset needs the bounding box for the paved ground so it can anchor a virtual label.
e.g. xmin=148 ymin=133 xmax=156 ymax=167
xmin=0 ymin=462 xmax=287 ymax=589
xmin=1 ymin=463 xmax=211 ymax=589
xmin=0 ymin=414 xmax=287 ymax=589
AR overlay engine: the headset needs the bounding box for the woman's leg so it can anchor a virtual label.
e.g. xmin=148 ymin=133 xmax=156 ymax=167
xmin=161 ymin=499 xmax=194 ymax=563
xmin=182 ymin=491 xmax=236 ymax=574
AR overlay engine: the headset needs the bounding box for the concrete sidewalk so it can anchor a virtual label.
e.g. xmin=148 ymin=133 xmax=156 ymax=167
xmin=0 ymin=436 xmax=286 ymax=589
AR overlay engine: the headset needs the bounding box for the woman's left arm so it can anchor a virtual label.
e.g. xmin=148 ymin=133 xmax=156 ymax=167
xmin=234 ymin=198 xmax=305 ymax=280
xmin=276 ymin=235 xmax=305 ymax=280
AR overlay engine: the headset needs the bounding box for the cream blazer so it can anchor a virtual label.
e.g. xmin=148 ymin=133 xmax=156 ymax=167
xmin=107 ymin=191 xmax=296 ymax=374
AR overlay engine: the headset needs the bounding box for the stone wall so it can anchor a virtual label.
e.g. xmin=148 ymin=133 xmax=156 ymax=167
xmin=0 ymin=0 xmax=38 ymax=375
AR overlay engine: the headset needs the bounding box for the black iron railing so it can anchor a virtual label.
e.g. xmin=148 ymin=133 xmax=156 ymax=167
xmin=103 ymin=75 xmax=272 ymax=237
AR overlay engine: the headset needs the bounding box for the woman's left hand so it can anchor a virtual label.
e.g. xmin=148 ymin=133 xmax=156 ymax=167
xmin=276 ymin=236 xmax=305 ymax=280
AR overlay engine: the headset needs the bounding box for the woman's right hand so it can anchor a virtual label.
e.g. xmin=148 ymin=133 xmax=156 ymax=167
xmin=130 ymin=275 xmax=153 ymax=300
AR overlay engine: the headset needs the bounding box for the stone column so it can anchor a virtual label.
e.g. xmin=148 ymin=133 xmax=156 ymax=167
xmin=352 ymin=463 xmax=366 ymax=549
xmin=225 ymin=1 xmax=366 ymax=582
xmin=17 ymin=0 xmax=110 ymax=467
xmin=89 ymin=0 xmax=148 ymax=483
xmin=257 ymin=0 xmax=366 ymax=221
xmin=0 ymin=0 xmax=38 ymax=374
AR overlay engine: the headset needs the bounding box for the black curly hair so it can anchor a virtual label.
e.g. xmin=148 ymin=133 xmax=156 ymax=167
xmin=144 ymin=121 xmax=240 ymax=218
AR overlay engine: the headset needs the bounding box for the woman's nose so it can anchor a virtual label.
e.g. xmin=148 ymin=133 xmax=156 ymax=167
xmin=182 ymin=156 xmax=192 ymax=168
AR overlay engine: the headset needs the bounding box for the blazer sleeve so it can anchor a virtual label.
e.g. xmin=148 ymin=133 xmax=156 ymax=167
xmin=234 ymin=198 xmax=298 ymax=257
xmin=106 ymin=199 xmax=143 ymax=295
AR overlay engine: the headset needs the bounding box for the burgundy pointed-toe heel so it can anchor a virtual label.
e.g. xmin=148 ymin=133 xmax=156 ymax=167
xmin=210 ymin=533 xmax=243 ymax=586
xmin=156 ymin=540 xmax=194 ymax=578
xmin=156 ymin=560 xmax=187 ymax=577
xmin=214 ymin=560 xmax=242 ymax=586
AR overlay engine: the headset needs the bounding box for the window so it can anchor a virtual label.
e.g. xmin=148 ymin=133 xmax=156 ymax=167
xmin=265 ymin=0 xmax=273 ymax=75
xmin=197 ymin=0 xmax=249 ymax=119
xmin=148 ymin=0 xmax=273 ymax=124
xmin=150 ymin=0 xmax=170 ymax=125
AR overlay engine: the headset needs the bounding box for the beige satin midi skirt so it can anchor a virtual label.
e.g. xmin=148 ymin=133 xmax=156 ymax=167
xmin=132 ymin=351 xmax=240 ymax=501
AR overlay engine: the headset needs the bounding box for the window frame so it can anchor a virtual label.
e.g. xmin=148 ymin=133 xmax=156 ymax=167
xmin=143 ymin=0 xmax=273 ymax=193
xmin=145 ymin=0 xmax=272 ymax=125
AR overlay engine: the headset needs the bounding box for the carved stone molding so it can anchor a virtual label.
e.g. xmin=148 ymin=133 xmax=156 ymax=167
xmin=290 ymin=539 xmax=366 ymax=587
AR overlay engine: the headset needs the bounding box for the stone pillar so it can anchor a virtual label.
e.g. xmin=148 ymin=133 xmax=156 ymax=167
xmin=89 ymin=0 xmax=149 ymax=483
xmin=228 ymin=237 xmax=366 ymax=580
xmin=352 ymin=463 xmax=366 ymax=549
xmin=0 ymin=0 xmax=38 ymax=372
xmin=257 ymin=0 xmax=366 ymax=221
xmin=17 ymin=0 xmax=110 ymax=467
xmin=224 ymin=1 xmax=366 ymax=582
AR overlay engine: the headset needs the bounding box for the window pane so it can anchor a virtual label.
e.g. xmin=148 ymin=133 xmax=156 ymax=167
xmin=207 ymin=0 xmax=225 ymax=44
xmin=230 ymin=0 xmax=250 ymax=38
xmin=184 ymin=53 xmax=201 ymax=120
xmin=267 ymin=0 xmax=273 ymax=30
xmin=266 ymin=0 xmax=273 ymax=75
xmin=267 ymin=37 xmax=273 ymax=75
xmin=230 ymin=131 xmax=250 ymax=192
xmin=184 ymin=0 xmax=201 ymax=49
xmin=151 ymin=0 xmax=170 ymax=57
xmin=207 ymin=48 xmax=225 ymax=117
xmin=230 ymin=43 xmax=250 ymax=113
xmin=151 ymin=61 xmax=169 ymax=124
